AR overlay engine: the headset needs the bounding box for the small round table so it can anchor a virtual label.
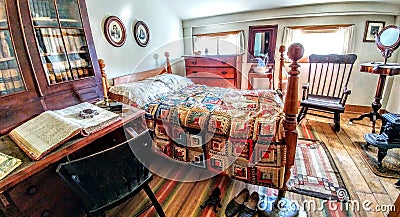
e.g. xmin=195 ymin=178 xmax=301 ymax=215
xmin=349 ymin=62 xmax=400 ymax=133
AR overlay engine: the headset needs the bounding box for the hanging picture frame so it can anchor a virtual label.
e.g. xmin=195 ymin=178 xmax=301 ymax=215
xmin=363 ymin=21 xmax=385 ymax=42
xmin=134 ymin=21 xmax=150 ymax=47
xmin=104 ymin=16 xmax=126 ymax=47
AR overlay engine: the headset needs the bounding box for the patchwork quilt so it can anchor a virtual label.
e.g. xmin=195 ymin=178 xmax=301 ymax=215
xmin=144 ymin=84 xmax=287 ymax=188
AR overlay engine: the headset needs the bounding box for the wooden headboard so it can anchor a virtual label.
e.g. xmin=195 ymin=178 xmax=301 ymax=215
xmin=100 ymin=51 xmax=172 ymax=88
xmin=100 ymin=48 xmax=288 ymax=94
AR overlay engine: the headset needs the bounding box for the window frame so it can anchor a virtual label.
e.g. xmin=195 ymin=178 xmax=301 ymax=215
xmin=192 ymin=30 xmax=244 ymax=55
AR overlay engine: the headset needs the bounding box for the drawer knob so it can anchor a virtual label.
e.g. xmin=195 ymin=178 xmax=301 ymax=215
xmin=191 ymin=61 xmax=197 ymax=65
xmin=192 ymin=71 xmax=198 ymax=73
xmin=221 ymin=71 xmax=227 ymax=75
xmin=221 ymin=60 xmax=227 ymax=64
xmin=42 ymin=210 xmax=50 ymax=217
xmin=27 ymin=186 xmax=37 ymax=195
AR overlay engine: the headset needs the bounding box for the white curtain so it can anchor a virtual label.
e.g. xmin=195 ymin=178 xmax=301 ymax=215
xmin=339 ymin=25 xmax=355 ymax=54
xmin=282 ymin=27 xmax=297 ymax=49
xmin=282 ymin=25 xmax=355 ymax=55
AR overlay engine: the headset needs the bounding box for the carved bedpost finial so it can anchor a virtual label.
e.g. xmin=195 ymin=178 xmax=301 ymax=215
xmin=279 ymin=45 xmax=286 ymax=53
xmin=284 ymin=42 xmax=303 ymax=114
xmin=164 ymin=52 xmax=172 ymax=74
xmin=278 ymin=45 xmax=286 ymax=92
xmin=287 ymin=43 xmax=304 ymax=74
xmin=98 ymin=59 xmax=109 ymax=103
xmin=98 ymin=59 xmax=105 ymax=76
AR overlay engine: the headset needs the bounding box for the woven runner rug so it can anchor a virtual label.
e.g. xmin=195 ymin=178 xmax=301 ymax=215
xmin=108 ymin=123 xmax=350 ymax=217
xmin=353 ymin=141 xmax=400 ymax=178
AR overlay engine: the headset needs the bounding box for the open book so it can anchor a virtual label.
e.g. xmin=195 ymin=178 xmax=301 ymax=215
xmin=9 ymin=102 xmax=121 ymax=160
xmin=0 ymin=152 xmax=22 ymax=180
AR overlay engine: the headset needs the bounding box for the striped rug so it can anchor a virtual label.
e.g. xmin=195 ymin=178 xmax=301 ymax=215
xmin=107 ymin=123 xmax=351 ymax=217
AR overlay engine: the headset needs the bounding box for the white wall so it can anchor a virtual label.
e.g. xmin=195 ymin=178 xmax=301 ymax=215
xmin=85 ymin=0 xmax=184 ymax=78
xmin=385 ymin=16 xmax=400 ymax=113
xmin=182 ymin=2 xmax=400 ymax=112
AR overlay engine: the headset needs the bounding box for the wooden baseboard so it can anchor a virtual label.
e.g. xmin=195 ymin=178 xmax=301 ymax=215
xmin=345 ymin=104 xmax=387 ymax=114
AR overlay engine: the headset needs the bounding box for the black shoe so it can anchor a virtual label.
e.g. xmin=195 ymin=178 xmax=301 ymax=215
xmin=225 ymin=188 xmax=249 ymax=217
xmin=395 ymin=179 xmax=400 ymax=188
xmin=237 ymin=192 xmax=259 ymax=217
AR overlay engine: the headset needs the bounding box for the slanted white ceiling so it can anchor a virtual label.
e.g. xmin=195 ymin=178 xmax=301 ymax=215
xmin=163 ymin=0 xmax=400 ymax=20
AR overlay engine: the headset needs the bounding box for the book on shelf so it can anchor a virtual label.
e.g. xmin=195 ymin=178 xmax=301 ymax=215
xmin=0 ymin=152 xmax=22 ymax=180
xmin=9 ymin=102 xmax=122 ymax=161
xmin=0 ymin=31 xmax=11 ymax=58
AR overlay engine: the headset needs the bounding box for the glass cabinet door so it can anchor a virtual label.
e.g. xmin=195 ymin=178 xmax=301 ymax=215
xmin=0 ymin=0 xmax=26 ymax=96
xmin=29 ymin=0 xmax=93 ymax=85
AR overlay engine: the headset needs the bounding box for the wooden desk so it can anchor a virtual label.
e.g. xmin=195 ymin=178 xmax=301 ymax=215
xmin=0 ymin=105 xmax=145 ymax=216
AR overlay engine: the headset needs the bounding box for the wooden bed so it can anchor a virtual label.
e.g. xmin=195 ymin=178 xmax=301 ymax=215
xmin=101 ymin=44 xmax=304 ymax=198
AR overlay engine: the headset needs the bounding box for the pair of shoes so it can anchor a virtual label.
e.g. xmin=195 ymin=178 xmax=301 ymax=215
xmin=225 ymin=188 xmax=250 ymax=217
xmin=395 ymin=179 xmax=400 ymax=188
xmin=237 ymin=192 xmax=259 ymax=217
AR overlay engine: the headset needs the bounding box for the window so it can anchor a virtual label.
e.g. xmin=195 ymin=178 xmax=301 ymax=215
xmin=282 ymin=25 xmax=355 ymax=59
xmin=193 ymin=31 xmax=244 ymax=55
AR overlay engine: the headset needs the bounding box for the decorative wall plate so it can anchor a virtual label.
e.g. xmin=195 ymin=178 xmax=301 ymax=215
xmin=104 ymin=16 xmax=126 ymax=47
xmin=134 ymin=21 xmax=150 ymax=47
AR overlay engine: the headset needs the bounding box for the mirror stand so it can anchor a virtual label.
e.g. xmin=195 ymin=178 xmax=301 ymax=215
xmin=350 ymin=25 xmax=400 ymax=133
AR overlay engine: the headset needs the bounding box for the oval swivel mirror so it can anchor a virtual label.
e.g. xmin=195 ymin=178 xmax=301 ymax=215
xmin=376 ymin=25 xmax=400 ymax=63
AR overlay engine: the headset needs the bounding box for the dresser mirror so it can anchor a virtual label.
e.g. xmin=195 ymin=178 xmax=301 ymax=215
xmin=247 ymin=25 xmax=277 ymax=63
xmin=376 ymin=25 xmax=400 ymax=62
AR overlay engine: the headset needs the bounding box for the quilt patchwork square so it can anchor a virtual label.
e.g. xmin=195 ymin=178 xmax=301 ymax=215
xmin=187 ymin=147 xmax=206 ymax=169
xmin=254 ymin=166 xmax=284 ymax=189
xmin=153 ymin=139 xmax=173 ymax=158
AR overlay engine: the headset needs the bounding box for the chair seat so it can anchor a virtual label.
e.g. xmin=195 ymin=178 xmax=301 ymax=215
xmin=300 ymin=94 xmax=344 ymax=112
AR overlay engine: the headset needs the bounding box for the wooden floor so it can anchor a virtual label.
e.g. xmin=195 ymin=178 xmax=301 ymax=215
xmin=299 ymin=113 xmax=399 ymax=217
xmin=108 ymin=112 xmax=400 ymax=217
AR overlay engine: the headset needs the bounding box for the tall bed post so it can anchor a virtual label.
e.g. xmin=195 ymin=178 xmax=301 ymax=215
xmin=164 ymin=52 xmax=172 ymax=74
xmin=278 ymin=45 xmax=285 ymax=92
xmin=279 ymin=43 xmax=304 ymax=198
xmin=98 ymin=59 xmax=109 ymax=103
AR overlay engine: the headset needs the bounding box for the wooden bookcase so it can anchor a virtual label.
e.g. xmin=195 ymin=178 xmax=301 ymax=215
xmin=0 ymin=0 xmax=108 ymax=216
xmin=0 ymin=0 xmax=102 ymax=134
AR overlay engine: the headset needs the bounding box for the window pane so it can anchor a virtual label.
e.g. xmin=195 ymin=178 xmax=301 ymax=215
xmin=0 ymin=0 xmax=26 ymax=96
xmin=193 ymin=31 xmax=243 ymax=55
xmin=29 ymin=0 xmax=58 ymax=27
xmin=283 ymin=26 xmax=354 ymax=56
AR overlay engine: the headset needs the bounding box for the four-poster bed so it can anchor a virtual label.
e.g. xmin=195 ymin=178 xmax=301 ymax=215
xmin=102 ymin=43 xmax=304 ymax=198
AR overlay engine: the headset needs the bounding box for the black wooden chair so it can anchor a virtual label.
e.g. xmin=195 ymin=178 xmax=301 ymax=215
xmin=56 ymin=129 xmax=165 ymax=217
xmin=297 ymin=54 xmax=357 ymax=131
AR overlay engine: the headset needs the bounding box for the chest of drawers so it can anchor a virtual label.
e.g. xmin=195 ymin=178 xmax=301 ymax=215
xmin=183 ymin=54 xmax=243 ymax=89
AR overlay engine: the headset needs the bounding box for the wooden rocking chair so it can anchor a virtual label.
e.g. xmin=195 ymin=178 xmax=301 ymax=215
xmin=297 ymin=54 xmax=357 ymax=131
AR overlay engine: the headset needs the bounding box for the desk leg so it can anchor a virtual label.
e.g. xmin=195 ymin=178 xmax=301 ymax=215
xmin=349 ymin=74 xmax=387 ymax=133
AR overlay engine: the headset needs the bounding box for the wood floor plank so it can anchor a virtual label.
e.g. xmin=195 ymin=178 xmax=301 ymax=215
xmin=379 ymin=177 xmax=400 ymax=202
xmin=314 ymin=120 xmax=373 ymax=194
xmin=335 ymin=125 xmax=387 ymax=194
xmin=356 ymin=192 xmax=386 ymax=217
xmin=374 ymin=193 xmax=396 ymax=216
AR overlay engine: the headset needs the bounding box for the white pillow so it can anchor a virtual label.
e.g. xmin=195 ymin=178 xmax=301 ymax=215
xmin=150 ymin=74 xmax=193 ymax=91
xmin=108 ymin=79 xmax=171 ymax=107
